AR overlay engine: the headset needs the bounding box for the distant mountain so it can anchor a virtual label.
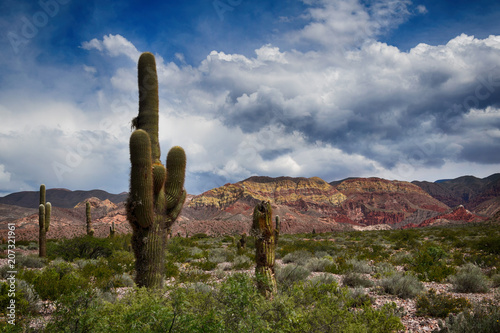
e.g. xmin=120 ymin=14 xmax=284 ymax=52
xmin=412 ymin=173 xmax=500 ymax=212
xmin=0 ymin=189 xmax=128 ymax=209
xmin=1 ymin=174 xmax=498 ymax=241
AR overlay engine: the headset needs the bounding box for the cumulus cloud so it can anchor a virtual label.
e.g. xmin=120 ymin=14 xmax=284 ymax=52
xmin=2 ymin=0 xmax=500 ymax=196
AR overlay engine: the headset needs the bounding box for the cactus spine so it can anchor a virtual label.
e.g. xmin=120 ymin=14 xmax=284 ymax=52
xmin=126 ymin=52 xmax=187 ymax=289
xmin=38 ymin=185 xmax=51 ymax=257
xmin=86 ymin=201 xmax=94 ymax=236
xmin=252 ymin=201 xmax=279 ymax=298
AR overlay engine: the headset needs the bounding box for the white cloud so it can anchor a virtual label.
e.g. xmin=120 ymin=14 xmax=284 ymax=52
xmin=81 ymin=34 xmax=140 ymax=61
xmin=2 ymin=1 xmax=500 ymax=196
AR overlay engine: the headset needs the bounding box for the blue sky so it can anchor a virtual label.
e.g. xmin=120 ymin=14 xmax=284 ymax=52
xmin=1 ymin=0 xmax=500 ymax=196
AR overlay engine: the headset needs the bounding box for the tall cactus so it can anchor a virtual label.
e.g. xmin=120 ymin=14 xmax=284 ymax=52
xmin=109 ymin=221 xmax=116 ymax=238
xmin=86 ymin=201 xmax=94 ymax=236
xmin=252 ymin=201 xmax=279 ymax=298
xmin=126 ymin=52 xmax=187 ymax=289
xmin=38 ymin=184 xmax=51 ymax=257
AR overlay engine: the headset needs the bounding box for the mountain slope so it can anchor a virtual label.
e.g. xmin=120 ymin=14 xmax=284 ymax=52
xmin=412 ymin=173 xmax=500 ymax=212
xmin=0 ymin=189 xmax=128 ymax=209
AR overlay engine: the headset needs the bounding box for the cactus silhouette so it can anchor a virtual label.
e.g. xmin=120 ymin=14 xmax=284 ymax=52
xmin=109 ymin=221 xmax=116 ymax=238
xmin=38 ymin=184 xmax=51 ymax=257
xmin=252 ymin=201 xmax=279 ymax=298
xmin=86 ymin=201 xmax=94 ymax=236
xmin=126 ymin=52 xmax=187 ymax=288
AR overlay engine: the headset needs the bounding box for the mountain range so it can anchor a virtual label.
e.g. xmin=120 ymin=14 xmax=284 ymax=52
xmin=0 ymin=174 xmax=498 ymax=241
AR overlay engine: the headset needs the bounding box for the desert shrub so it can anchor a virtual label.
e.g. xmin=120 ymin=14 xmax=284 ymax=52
xmin=0 ymin=279 xmax=40 ymax=316
xmin=308 ymin=273 xmax=338 ymax=286
xmin=47 ymin=235 xmax=118 ymax=261
xmin=80 ymin=257 xmax=117 ymax=290
xmin=379 ymin=272 xmax=424 ymax=299
xmin=342 ymin=272 xmax=373 ymax=288
xmin=276 ymin=264 xmax=311 ymax=288
xmin=27 ymin=242 xmax=38 ymax=250
xmin=191 ymin=259 xmax=218 ymax=271
xmin=111 ymin=273 xmax=135 ymax=288
xmin=491 ymin=273 xmax=500 ymax=288
xmin=107 ymin=250 xmax=135 ymax=274
xmin=165 ymin=261 xmax=180 ymax=279
xmin=346 ymin=259 xmax=372 ymax=274
xmin=373 ymin=262 xmax=397 ymax=278
xmin=41 ymin=272 xmax=404 ymax=333
xmin=18 ymin=260 xmax=89 ymax=301
xmin=434 ymin=300 xmax=500 ymax=333
xmin=208 ymin=247 xmax=233 ymax=264
xmin=347 ymin=287 xmax=374 ymax=307
xmin=448 ymin=263 xmax=490 ymax=293
xmin=282 ymin=250 xmax=314 ymax=265
xmin=416 ymin=289 xmax=471 ymax=318
xmin=473 ymin=235 xmax=500 ymax=255
xmin=178 ymin=267 xmax=212 ymax=283
xmin=305 ymin=257 xmax=334 ymax=272
xmin=15 ymin=254 xmax=46 ymax=269
xmin=407 ymin=244 xmax=455 ymax=282
xmin=230 ymin=255 xmax=253 ymax=270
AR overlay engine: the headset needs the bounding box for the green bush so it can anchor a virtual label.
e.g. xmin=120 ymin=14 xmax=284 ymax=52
xmin=47 ymin=235 xmax=120 ymax=261
xmin=43 ymin=273 xmax=404 ymax=333
xmin=18 ymin=260 xmax=89 ymax=301
xmin=342 ymin=272 xmax=373 ymax=288
xmin=107 ymin=250 xmax=135 ymax=274
xmin=448 ymin=263 xmax=490 ymax=293
xmin=416 ymin=289 xmax=471 ymax=318
xmin=276 ymin=264 xmax=311 ymax=288
xmin=230 ymin=255 xmax=253 ymax=270
xmin=379 ymin=272 xmax=424 ymax=299
xmin=346 ymin=259 xmax=373 ymax=274
xmin=282 ymin=250 xmax=314 ymax=265
xmin=407 ymin=244 xmax=455 ymax=282
xmin=305 ymin=257 xmax=334 ymax=272
xmin=15 ymin=254 xmax=46 ymax=269
xmin=434 ymin=300 xmax=500 ymax=333
xmin=0 ymin=279 xmax=40 ymax=317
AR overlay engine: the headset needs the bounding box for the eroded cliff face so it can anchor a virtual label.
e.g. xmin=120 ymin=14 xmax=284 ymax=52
xmin=189 ymin=176 xmax=347 ymax=211
xmin=185 ymin=176 xmax=452 ymax=230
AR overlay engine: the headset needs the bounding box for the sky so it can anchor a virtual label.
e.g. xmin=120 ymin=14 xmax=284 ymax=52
xmin=0 ymin=0 xmax=500 ymax=196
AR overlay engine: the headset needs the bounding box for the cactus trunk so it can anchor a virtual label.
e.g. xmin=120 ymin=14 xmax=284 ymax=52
xmin=38 ymin=185 xmax=51 ymax=257
xmin=86 ymin=201 xmax=94 ymax=236
xmin=252 ymin=201 xmax=278 ymax=298
xmin=127 ymin=52 xmax=187 ymax=289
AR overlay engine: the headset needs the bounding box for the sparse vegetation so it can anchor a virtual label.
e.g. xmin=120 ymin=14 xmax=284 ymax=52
xmin=1 ymin=221 xmax=499 ymax=331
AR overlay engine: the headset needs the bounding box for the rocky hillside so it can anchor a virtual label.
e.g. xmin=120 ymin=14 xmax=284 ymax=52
xmin=1 ymin=174 xmax=498 ymax=240
xmin=0 ymin=188 xmax=128 ymax=209
xmin=412 ymin=173 xmax=500 ymax=211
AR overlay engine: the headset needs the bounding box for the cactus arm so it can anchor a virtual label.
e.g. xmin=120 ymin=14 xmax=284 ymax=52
xmin=128 ymin=129 xmax=155 ymax=229
xmin=164 ymin=146 xmax=187 ymax=210
xmin=45 ymin=202 xmax=51 ymax=232
xmin=39 ymin=204 xmax=45 ymax=232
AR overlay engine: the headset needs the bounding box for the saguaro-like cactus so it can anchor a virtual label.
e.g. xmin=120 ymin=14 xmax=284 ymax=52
xmin=109 ymin=221 xmax=116 ymax=238
xmin=252 ymin=201 xmax=279 ymax=298
xmin=86 ymin=201 xmax=94 ymax=236
xmin=126 ymin=52 xmax=187 ymax=289
xmin=38 ymin=184 xmax=51 ymax=257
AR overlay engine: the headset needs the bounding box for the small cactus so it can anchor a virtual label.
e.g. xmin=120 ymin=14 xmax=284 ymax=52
xmin=252 ymin=201 xmax=279 ymax=298
xmin=86 ymin=201 xmax=94 ymax=236
xmin=38 ymin=184 xmax=51 ymax=257
xmin=109 ymin=221 xmax=116 ymax=238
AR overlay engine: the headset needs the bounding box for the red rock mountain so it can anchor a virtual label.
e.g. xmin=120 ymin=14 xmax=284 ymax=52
xmin=1 ymin=174 xmax=497 ymax=240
